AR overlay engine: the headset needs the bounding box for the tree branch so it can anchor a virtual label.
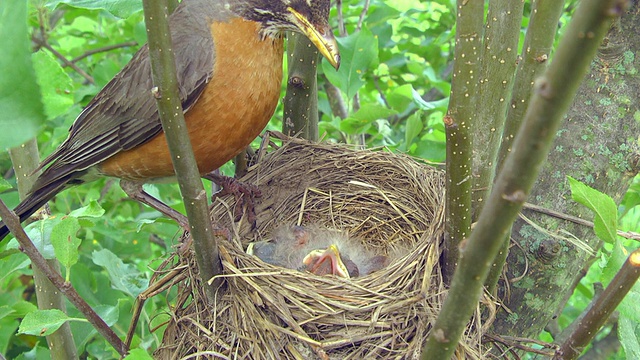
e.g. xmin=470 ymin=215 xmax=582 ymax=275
xmin=0 ymin=200 xmax=126 ymax=356
xmin=141 ymin=0 xmax=223 ymax=302
xmin=555 ymin=249 xmax=639 ymax=359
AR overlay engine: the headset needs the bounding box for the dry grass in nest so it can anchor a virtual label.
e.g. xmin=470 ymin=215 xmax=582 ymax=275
xmin=154 ymin=133 xmax=487 ymax=359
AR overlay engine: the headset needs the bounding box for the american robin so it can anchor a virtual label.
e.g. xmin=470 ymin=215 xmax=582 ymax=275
xmin=248 ymin=225 xmax=391 ymax=278
xmin=0 ymin=0 xmax=340 ymax=241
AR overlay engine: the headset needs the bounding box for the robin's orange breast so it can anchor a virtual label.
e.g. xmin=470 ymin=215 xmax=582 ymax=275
xmin=99 ymin=18 xmax=284 ymax=181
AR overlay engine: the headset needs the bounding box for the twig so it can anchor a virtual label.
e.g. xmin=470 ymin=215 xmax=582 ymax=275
xmin=32 ymin=37 xmax=95 ymax=84
xmin=484 ymin=333 xmax=557 ymax=357
xmin=69 ymin=41 xmax=138 ymax=64
xmin=0 ymin=200 xmax=127 ymax=356
xmin=523 ymin=202 xmax=640 ymax=241
xmin=142 ymin=0 xmax=223 ymax=303
xmin=356 ymin=0 xmax=370 ymax=31
xmin=555 ymin=248 xmax=640 ymax=359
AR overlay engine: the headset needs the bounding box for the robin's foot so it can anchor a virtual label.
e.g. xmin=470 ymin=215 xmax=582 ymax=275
xmin=204 ymin=171 xmax=261 ymax=226
xmin=120 ymin=180 xmax=190 ymax=231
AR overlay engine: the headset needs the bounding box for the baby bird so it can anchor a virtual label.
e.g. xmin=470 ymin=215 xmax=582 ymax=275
xmin=247 ymin=225 xmax=390 ymax=278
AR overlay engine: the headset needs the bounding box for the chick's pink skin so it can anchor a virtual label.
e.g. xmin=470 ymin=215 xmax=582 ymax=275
xmin=302 ymin=245 xmax=350 ymax=278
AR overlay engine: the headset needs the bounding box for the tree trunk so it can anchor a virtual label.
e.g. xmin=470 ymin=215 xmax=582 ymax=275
xmin=492 ymin=4 xmax=640 ymax=340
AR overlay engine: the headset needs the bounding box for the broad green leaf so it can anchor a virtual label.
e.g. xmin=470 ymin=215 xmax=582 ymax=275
xmin=32 ymin=50 xmax=74 ymax=119
xmin=124 ymin=348 xmax=154 ymax=360
xmin=47 ymin=0 xmax=143 ymax=18
xmin=69 ymin=200 xmax=105 ymax=218
xmin=405 ymin=112 xmax=424 ymax=146
xmin=12 ymin=301 xmax=38 ymax=317
xmin=24 ymin=217 xmax=63 ymax=259
xmin=51 ymin=217 xmax=82 ymax=275
xmin=0 ymin=0 xmax=45 ymax=149
xmin=387 ymin=84 xmax=414 ymax=113
xmin=18 ymin=309 xmax=85 ymax=336
xmin=323 ymin=26 xmax=378 ymax=99
xmin=92 ymin=249 xmax=149 ymax=298
xmin=619 ymin=316 xmax=640 ymax=360
xmin=0 ymin=305 xmax=15 ymax=322
xmin=568 ymin=176 xmax=617 ymax=243
xmin=601 ymin=239 xmax=627 ymax=286
xmin=0 ymin=178 xmax=12 ymax=192
xmin=340 ymin=104 xmax=397 ymax=135
xmin=351 ymin=103 xmax=397 ymax=122
xmin=0 ymin=252 xmax=30 ymax=283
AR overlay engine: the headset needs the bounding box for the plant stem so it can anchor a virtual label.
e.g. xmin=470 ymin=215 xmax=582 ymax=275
xmin=283 ymin=32 xmax=319 ymax=141
xmin=141 ymin=0 xmax=223 ymax=302
xmin=555 ymin=249 xmax=640 ymax=359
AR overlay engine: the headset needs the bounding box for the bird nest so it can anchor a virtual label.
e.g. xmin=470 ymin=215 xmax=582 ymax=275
xmin=154 ymin=133 xmax=486 ymax=359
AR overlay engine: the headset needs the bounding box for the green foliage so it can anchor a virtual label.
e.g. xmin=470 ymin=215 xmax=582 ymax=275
xmin=0 ymin=0 xmax=45 ymax=149
xmin=568 ymin=176 xmax=618 ymax=243
xmin=18 ymin=309 xmax=86 ymax=337
xmin=0 ymin=0 xmax=637 ymax=358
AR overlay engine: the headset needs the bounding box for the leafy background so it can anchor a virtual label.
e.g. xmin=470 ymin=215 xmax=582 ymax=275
xmin=0 ymin=0 xmax=639 ymax=358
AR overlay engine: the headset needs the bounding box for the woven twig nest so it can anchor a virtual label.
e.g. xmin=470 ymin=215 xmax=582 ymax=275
xmin=155 ymin=133 xmax=485 ymax=359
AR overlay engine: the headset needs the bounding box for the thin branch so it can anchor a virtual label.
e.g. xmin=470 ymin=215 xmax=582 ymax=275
xmin=555 ymin=249 xmax=640 ymax=359
xmin=523 ymin=202 xmax=640 ymax=241
xmin=31 ymin=37 xmax=95 ymax=84
xmin=0 ymin=200 xmax=126 ymax=356
xmin=68 ymin=41 xmax=138 ymax=64
xmin=422 ymin=1 xmax=625 ymax=358
xmin=356 ymin=0 xmax=370 ymax=31
xmin=142 ymin=0 xmax=223 ymax=303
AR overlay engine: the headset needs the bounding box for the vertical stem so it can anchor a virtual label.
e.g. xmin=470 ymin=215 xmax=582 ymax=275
xmin=9 ymin=139 xmax=78 ymax=360
xmin=283 ymin=32 xmax=319 ymax=141
xmin=443 ymin=0 xmax=484 ymax=282
xmin=142 ymin=0 xmax=223 ymax=302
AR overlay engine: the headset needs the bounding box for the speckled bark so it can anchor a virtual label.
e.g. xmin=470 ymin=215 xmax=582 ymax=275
xmin=493 ymin=5 xmax=640 ymax=339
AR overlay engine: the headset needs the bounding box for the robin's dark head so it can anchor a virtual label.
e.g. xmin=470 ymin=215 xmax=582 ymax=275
xmin=237 ymin=0 xmax=340 ymax=69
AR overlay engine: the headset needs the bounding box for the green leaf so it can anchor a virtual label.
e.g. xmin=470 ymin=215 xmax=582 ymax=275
xmin=69 ymin=200 xmax=106 ymax=218
xmin=386 ymin=84 xmax=414 ymax=113
xmin=51 ymin=217 xmax=82 ymax=274
xmin=18 ymin=309 xmax=84 ymax=336
xmin=0 ymin=305 xmax=15 ymax=322
xmin=601 ymin=239 xmax=627 ymax=286
xmin=32 ymin=50 xmax=74 ymax=119
xmin=619 ymin=316 xmax=640 ymax=360
xmin=0 ymin=252 xmax=30 ymax=283
xmin=0 ymin=178 xmax=12 ymax=193
xmin=12 ymin=301 xmax=38 ymax=317
xmin=568 ymin=176 xmax=617 ymax=243
xmin=124 ymin=348 xmax=155 ymax=360
xmin=47 ymin=0 xmax=143 ymax=18
xmin=92 ymin=249 xmax=149 ymax=298
xmin=405 ymin=112 xmax=424 ymax=146
xmin=340 ymin=104 xmax=397 ymax=135
xmin=0 ymin=0 xmax=45 ymax=149
xmin=323 ymin=26 xmax=378 ymax=99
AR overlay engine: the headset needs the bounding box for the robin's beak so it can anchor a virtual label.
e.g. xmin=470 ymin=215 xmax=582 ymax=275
xmin=303 ymin=244 xmax=350 ymax=278
xmin=287 ymin=7 xmax=341 ymax=70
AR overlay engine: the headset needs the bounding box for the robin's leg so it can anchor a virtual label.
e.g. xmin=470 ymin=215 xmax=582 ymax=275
xmin=120 ymin=180 xmax=189 ymax=230
xmin=204 ymin=171 xmax=261 ymax=226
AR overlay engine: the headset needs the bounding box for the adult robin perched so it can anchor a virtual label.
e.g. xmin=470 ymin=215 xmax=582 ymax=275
xmin=0 ymin=0 xmax=340 ymax=241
